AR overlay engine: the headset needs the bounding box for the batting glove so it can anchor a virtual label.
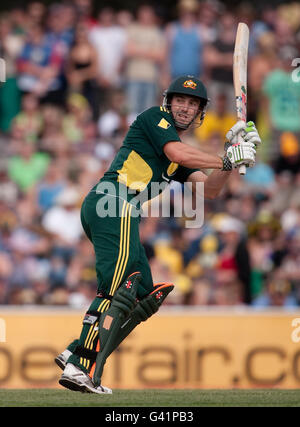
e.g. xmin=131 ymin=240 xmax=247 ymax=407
xmin=222 ymin=140 xmax=256 ymax=171
xmin=226 ymin=120 xmax=262 ymax=146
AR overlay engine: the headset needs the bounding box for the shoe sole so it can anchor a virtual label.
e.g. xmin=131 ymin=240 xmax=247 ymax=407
xmin=59 ymin=377 xmax=89 ymax=393
xmin=85 ymin=383 xmax=113 ymax=394
xmin=54 ymin=357 xmax=66 ymax=371
xmin=59 ymin=377 xmax=112 ymax=394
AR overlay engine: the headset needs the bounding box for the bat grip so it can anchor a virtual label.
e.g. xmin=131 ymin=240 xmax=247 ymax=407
xmin=239 ymin=165 xmax=246 ymax=175
xmin=237 ymin=131 xmax=246 ymax=175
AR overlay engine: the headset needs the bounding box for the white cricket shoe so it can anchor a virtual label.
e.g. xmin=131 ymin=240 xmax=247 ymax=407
xmin=55 ymin=349 xmax=72 ymax=370
xmin=59 ymin=363 xmax=112 ymax=394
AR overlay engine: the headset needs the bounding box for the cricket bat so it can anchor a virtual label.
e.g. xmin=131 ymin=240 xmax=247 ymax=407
xmin=233 ymin=22 xmax=249 ymax=175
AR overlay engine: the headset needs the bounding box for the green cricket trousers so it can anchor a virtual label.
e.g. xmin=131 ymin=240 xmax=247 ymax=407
xmin=67 ymin=184 xmax=154 ymax=373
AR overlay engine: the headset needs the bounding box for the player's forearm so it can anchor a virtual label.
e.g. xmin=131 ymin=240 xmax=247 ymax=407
xmin=165 ymin=142 xmax=223 ymax=170
xmin=203 ymin=168 xmax=232 ymax=198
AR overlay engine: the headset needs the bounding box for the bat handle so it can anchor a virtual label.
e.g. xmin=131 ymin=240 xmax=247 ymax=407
xmin=237 ymin=130 xmax=247 ymax=175
xmin=239 ymin=165 xmax=246 ymax=175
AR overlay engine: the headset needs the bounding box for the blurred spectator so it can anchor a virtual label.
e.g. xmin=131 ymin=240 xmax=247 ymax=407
xmin=215 ymin=215 xmax=252 ymax=304
xmin=116 ymin=9 xmax=134 ymax=29
xmin=10 ymin=6 xmax=29 ymax=35
xmin=62 ymin=92 xmax=96 ymax=144
xmin=252 ymin=270 xmax=298 ymax=308
xmin=0 ymin=159 xmax=18 ymax=206
xmin=213 ymin=276 xmax=245 ymax=305
xmin=0 ymin=2 xmax=299 ymax=307
xmin=188 ymin=277 xmax=212 ymax=305
xmin=194 ymin=92 xmax=236 ymax=146
xmin=45 ymin=3 xmax=75 ymax=49
xmin=39 ymin=103 xmax=69 ymax=153
xmin=249 ymin=5 xmax=277 ymax=58
xmin=279 ymin=227 xmax=300 ymax=302
xmin=273 ymin=132 xmax=300 ymax=176
xmin=249 ymin=27 xmax=275 ymax=88
xmin=35 ymin=162 xmax=67 ymax=213
xmin=197 ymin=0 xmax=220 ymax=44
xmin=41 ymin=186 xmax=83 ymax=249
xmin=8 ymin=142 xmax=50 ymax=193
xmin=0 ymin=13 xmax=23 ymax=132
xmin=124 ymin=4 xmax=166 ymax=115
xmin=27 ymin=1 xmax=47 ymax=26
xmin=203 ymin=11 xmax=237 ymax=112
xmin=248 ymin=31 xmax=280 ymax=126
xmin=262 ymin=46 xmax=300 ymax=163
xmin=12 ymin=93 xmax=43 ymax=144
xmin=68 ymin=281 xmax=96 ymax=308
xmin=165 ymin=0 xmax=203 ymax=83
xmin=65 ymin=22 xmax=99 ymax=120
xmin=89 ymin=7 xmax=127 ymax=113
xmin=74 ymin=0 xmax=97 ymax=29
xmin=247 ymin=211 xmax=282 ymax=298
xmin=17 ymin=23 xmax=65 ymax=104
xmin=97 ymin=89 xmax=131 ymax=146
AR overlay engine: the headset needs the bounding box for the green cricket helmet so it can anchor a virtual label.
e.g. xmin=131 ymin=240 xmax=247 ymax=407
xmin=163 ymin=75 xmax=209 ymax=129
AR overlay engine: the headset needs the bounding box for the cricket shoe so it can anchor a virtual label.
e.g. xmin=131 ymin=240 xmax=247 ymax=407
xmin=54 ymin=349 xmax=72 ymax=370
xmin=59 ymin=363 xmax=112 ymax=394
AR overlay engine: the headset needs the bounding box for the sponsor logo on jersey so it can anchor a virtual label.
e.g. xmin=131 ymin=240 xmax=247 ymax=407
xmin=157 ymin=118 xmax=171 ymax=129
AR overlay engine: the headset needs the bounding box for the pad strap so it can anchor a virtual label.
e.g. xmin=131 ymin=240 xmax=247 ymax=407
xmin=73 ymin=345 xmax=97 ymax=363
xmin=96 ymin=291 xmax=113 ymax=301
xmin=83 ymin=310 xmax=101 ymax=325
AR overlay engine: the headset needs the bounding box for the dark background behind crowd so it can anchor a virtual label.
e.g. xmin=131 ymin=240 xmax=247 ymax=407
xmin=0 ymin=0 xmax=300 ymax=308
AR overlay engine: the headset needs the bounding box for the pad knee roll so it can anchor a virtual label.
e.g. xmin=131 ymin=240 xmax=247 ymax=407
xmin=133 ymin=282 xmax=174 ymax=323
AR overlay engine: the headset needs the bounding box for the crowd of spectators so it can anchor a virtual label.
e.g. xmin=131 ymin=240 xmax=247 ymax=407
xmin=0 ymin=0 xmax=300 ymax=308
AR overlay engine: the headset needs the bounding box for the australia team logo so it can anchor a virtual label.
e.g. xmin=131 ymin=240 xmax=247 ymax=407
xmin=183 ymin=80 xmax=197 ymax=89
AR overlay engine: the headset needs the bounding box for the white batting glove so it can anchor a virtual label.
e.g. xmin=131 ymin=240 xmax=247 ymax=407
xmin=243 ymin=121 xmax=262 ymax=146
xmin=222 ymin=140 xmax=256 ymax=170
xmin=226 ymin=120 xmax=262 ymax=146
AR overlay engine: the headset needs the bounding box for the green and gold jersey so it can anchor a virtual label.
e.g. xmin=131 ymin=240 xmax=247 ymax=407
xmin=101 ymin=106 xmax=199 ymax=201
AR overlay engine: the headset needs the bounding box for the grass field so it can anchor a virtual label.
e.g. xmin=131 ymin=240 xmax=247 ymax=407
xmin=0 ymin=388 xmax=300 ymax=407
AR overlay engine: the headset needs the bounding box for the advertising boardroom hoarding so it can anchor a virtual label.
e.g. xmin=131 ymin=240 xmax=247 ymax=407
xmin=1 ymin=307 xmax=300 ymax=389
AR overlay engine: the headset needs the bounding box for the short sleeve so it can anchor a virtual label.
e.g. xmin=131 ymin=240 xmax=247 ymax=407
xmin=138 ymin=107 xmax=181 ymax=156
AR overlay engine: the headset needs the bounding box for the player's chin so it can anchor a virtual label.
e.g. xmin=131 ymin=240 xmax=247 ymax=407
xmin=175 ymin=116 xmax=193 ymax=127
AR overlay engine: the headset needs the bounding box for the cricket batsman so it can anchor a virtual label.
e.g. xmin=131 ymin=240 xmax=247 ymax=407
xmin=55 ymin=75 xmax=261 ymax=394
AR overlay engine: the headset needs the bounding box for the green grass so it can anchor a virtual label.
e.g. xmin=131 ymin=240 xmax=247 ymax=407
xmin=0 ymin=389 xmax=300 ymax=407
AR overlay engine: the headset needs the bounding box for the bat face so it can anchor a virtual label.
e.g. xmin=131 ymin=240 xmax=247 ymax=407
xmin=233 ymin=23 xmax=249 ymax=123
xmin=233 ymin=22 xmax=249 ymax=175
xmin=236 ymin=85 xmax=247 ymax=122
